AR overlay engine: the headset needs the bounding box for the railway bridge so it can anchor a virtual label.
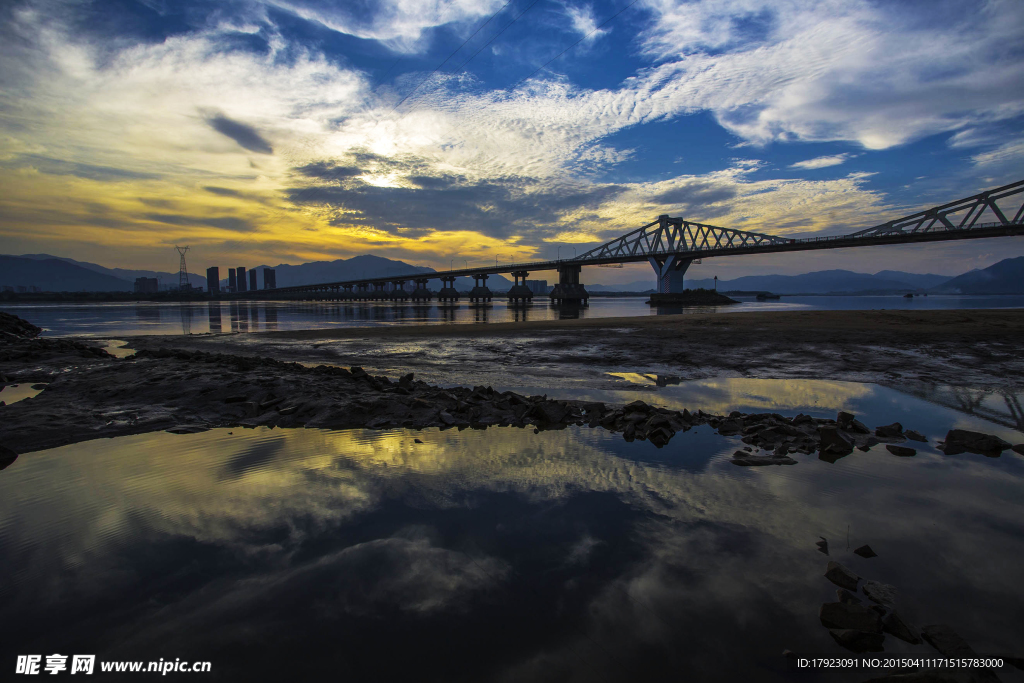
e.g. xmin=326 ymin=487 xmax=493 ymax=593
xmin=257 ymin=178 xmax=1024 ymax=304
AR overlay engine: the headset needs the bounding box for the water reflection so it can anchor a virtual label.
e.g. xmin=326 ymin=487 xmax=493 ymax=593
xmin=895 ymin=383 xmax=1024 ymax=432
xmin=179 ymin=303 xmax=193 ymax=335
xmin=0 ymin=420 xmax=1022 ymax=681
xmin=208 ymin=303 xmax=222 ymax=333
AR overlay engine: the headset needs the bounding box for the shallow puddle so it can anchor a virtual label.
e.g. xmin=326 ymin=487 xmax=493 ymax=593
xmin=1 ymin=389 xmax=1023 ymax=680
xmin=0 ymin=382 xmax=46 ymax=405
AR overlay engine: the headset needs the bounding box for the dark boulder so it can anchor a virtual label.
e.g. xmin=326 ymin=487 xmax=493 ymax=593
xmin=905 ymin=430 xmax=927 ymax=442
xmin=820 ymin=427 xmax=854 ymax=455
xmin=820 ymin=602 xmax=883 ymax=633
xmin=853 ymin=545 xmax=878 ymax=558
xmin=862 ymin=580 xmax=896 ymax=608
xmin=0 ymin=445 xmax=18 ymax=470
xmin=828 ymin=629 xmax=885 ymax=653
xmin=875 ymin=422 xmax=903 ymax=438
xmin=882 ymin=611 xmax=921 ymax=644
xmin=942 ymin=429 xmax=1011 ymax=455
xmin=824 ymin=561 xmax=860 ymax=591
xmin=1012 ymin=444 xmax=1024 ymax=455
xmin=886 ymin=445 xmax=917 ymax=457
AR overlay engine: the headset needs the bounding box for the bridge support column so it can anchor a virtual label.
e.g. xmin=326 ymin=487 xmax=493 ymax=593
xmin=507 ymin=270 xmax=533 ymax=304
xmin=370 ymin=282 xmax=387 ymax=300
xmin=411 ymin=278 xmax=432 ymax=302
xmin=469 ymin=273 xmax=492 ymax=303
xmin=342 ymin=284 xmax=354 ymax=301
xmin=390 ymin=279 xmax=409 ymax=301
xmin=438 ymin=276 xmax=459 ymax=302
xmin=550 ymin=264 xmax=588 ymax=305
xmin=356 ymin=283 xmax=369 ymax=300
xmin=648 ymin=255 xmax=693 ymax=294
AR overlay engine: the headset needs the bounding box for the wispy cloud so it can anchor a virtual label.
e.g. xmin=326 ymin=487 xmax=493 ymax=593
xmin=789 ymin=154 xmax=851 ymax=170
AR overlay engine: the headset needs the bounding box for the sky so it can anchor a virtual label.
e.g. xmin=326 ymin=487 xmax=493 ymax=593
xmin=1 ymin=0 xmax=1023 ymax=284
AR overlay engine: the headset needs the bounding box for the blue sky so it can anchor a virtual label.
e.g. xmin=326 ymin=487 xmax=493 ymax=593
xmin=1 ymin=0 xmax=1022 ymax=282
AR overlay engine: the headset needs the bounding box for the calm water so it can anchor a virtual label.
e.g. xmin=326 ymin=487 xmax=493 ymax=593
xmin=2 ymin=380 xmax=1023 ymax=681
xmin=5 ymin=294 xmax=1024 ymax=336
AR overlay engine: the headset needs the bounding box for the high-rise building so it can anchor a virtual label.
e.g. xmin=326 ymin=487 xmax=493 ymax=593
xmin=134 ymin=277 xmax=159 ymax=293
xmin=206 ymin=267 xmax=220 ymax=295
xmin=263 ymin=268 xmax=276 ymax=289
xmin=228 ymin=268 xmax=237 ymax=292
xmin=237 ymin=266 xmax=247 ymax=293
xmin=525 ymin=279 xmax=548 ymax=295
xmin=249 ymin=269 xmax=257 ymax=291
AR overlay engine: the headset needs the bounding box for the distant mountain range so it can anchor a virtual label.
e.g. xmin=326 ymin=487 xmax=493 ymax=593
xmin=3 ymin=252 xmax=1022 ymax=295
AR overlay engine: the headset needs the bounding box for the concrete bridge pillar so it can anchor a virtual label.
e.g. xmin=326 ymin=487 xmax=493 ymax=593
xmin=648 ymin=255 xmax=693 ymax=294
xmin=438 ymin=276 xmax=459 ymax=302
xmin=356 ymin=283 xmax=369 ymax=300
xmin=391 ymin=279 xmax=409 ymax=301
xmin=411 ymin=278 xmax=432 ymax=302
xmin=370 ymin=282 xmax=387 ymax=300
xmin=342 ymin=284 xmax=354 ymax=301
xmin=507 ymin=270 xmax=533 ymax=304
xmin=469 ymin=273 xmax=492 ymax=303
xmin=550 ymin=264 xmax=588 ymax=305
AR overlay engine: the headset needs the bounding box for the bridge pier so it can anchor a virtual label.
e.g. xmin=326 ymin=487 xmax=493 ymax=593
xmin=356 ymin=283 xmax=369 ymax=300
xmin=411 ymin=278 xmax=432 ymax=302
xmin=370 ymin=282 xmax=387 ymax=301
xmin=342 ymin=284 xmax=354 ymax=300
xmin=390 ymin=279 xmax=409 ymax=302
xmin=550 ymin=264 xmax=588 ymax=305
xmin=648 ymin=254 xmax=693 ymax=293
xmin=469 ymin=273 xmax=492 ymax=303
xmin=438 ymin=276 xmax=459 ymax=302
xmin=507 ymin=270 xmax=533 ymax=304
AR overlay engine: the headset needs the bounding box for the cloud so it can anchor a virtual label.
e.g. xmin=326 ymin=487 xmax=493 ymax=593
xmin=789 ymin=154 xmax=851 ymax=170
xmin=566 ymin=4 xmax=609 ymax=42
xmin=204 ymin=112 xmax=274 ymax=154
xmin=144 ymin=213 xmax=256 ymax=231
xmin=9 ymin=154 xmax=161 ymax=182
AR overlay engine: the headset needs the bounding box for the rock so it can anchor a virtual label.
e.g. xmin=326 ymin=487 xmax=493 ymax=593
xmin=816 ymin=537 xmax=829 ymax=555
xmin=399 ymin=372 xmax=415 ymax=388
xmin=863 ymin=580 xmax=897 ymax=608
xmin=848 ymin=419 xmax=871 ymax=434
xmin=819 ymin=427 xmax=854 ymax=455
xmin=886 ymin=445 xmax=917 ymax=457
xmin=623 ymin=422 xmax=636 ymax=441
xmin=836 ymin=589 xmax=861 ymax=604
xmin=717 ymin=419 xmax=744 ymax=435
xmin=534 ymin=401 xmax=569 ymax=424
xmin=1012 ymin=444 xmax=1024 ymax=455
xmin=828 ymin=629 xmax=885 ymax=653
xmin=349 ymin=366 xmax=368 ymax=378
xmin=278 ymin=405 xmax=299 ymax=416
xmin=942 ymin=429 xmax=1011 ymax=455
xmin=883 ymin=611 xmax=922 ymax=644
xmin=875 ymin=422 xmax=903 ymax=438
xmin=905 ymin=430 xmax=927 ymax=442
xmin=0 ymin=445 xmax=18 ymax=470
xmin=223 ymin=395 xmax=247 ymax=403
xmin=413 ymin=438 xmax=423 ymax=444
xmin=30 ymin=383 xmax=47 ymax=390
xmin=921 ymin=624 xmax=978 ymax=658
xmin=820 ymin=602 xmax=883 ymax=633
xmin=853 ymin=545 xmax=878 ymax=558
xmin=837 ymin=411 xmax=856 ymax=427
xmin=825 ymin=561 xmax=861 ymax=590
xmin=438 ymin=411 xmax=456 ymax=426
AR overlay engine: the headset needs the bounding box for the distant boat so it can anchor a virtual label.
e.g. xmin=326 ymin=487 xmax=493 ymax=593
xmin=755 ymin=292 xmax=781 ymax=300
xmin=903 ymin=293 xmax=914 ymax=298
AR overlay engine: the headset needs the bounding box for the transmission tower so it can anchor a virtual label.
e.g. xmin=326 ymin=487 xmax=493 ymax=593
xmin=175 ymin=246 xmax=190 ymax=291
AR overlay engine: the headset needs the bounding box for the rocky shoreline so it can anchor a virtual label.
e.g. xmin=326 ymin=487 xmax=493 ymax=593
xmin=2 ymin=312 xmax=1021 ymax=461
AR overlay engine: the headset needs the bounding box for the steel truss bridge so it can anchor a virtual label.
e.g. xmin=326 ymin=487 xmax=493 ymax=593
xmin=258 ymin=178 xmax=1024 ymax=303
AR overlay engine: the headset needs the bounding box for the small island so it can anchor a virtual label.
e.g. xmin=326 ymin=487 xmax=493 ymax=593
xmin=646 ymin=288 xmax=739 ymax=306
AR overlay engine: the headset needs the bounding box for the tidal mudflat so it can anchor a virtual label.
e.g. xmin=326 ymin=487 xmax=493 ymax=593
xmin=2 ymin=309 xmax=1023 ymax=681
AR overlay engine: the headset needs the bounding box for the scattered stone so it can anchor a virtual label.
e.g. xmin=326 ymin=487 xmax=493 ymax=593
xmin=30 ymin=383 xmax=47 ymax=390
xmin=1012 ymin=444 xmax=1024 ymax=455
xmin=875 ymin=422 xmax=903 ymax=438
xmin=816 ymin=537 xmax=829 ymax=555
xmin=820 ymin=602 xmax=883 ymax=633
xmin=883 ymin=611 xmax=922 ymax=644
xmin=413 ymin=438 xmax=423 ymax=444
xmin=438 ymin=411 xmax=456 ymax=426
xmin=828 ymin=628 xmax=885 ymax=653
xmin=837 ymin=589 xmax=861 ymax=604
xmin=921 ymin=624 xmax=977 ymax=658
xmin=886 ymin=444 xmax=917 ymax=457
xmin=905 ymin=430 xmax=927 ymax=442
xmin=942 ymin=429 xmax=1011 ymax=455
xmin=820 ymin=427 xmax=854 ymax=456
xmin=825 ymin=561 xmax=861 ymax=591
xmin=853 ymin=545 xmax=878 ymax=558
xmin=863 ymin=581 xmax=897 ymax=608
